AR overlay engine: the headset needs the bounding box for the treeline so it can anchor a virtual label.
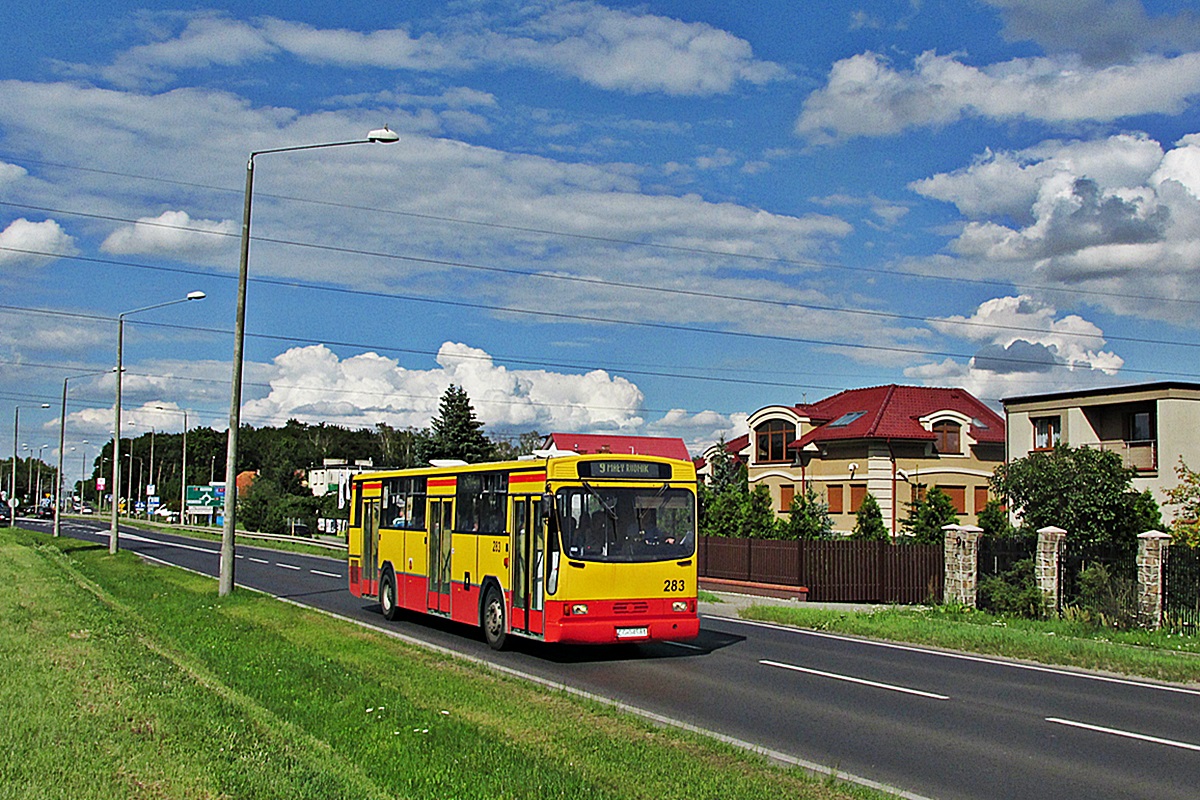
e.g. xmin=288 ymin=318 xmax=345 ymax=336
xmin=85 ymin=385 xmax=539 ymax=536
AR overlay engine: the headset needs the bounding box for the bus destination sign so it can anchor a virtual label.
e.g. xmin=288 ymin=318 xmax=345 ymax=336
xmin=577 ymin=460 xmax=672 ymax=480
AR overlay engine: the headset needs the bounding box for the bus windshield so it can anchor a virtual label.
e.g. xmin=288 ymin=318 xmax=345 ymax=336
xmin=556 ymin=485 xmax=695 ymax=563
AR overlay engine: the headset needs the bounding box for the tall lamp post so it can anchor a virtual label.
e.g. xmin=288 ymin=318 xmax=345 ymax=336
xmin=10 ymin=403 xmax=49 ymax=526
xmin=219 ymin=126 xmax=399 ymax=596
xmin=55 ymin=372 xmax=109 ymax=537
xmin=110 ymin=292 xmax=206 ymax=554
xmin=153 ymin=406 xmax=189 ymax=526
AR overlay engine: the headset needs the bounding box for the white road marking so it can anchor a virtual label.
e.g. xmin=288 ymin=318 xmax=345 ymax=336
xmin=276 ymin=563 xmax=302 ymax=571
xmin=248 ymin=557 xmax=270 ymax=564
xmin=709 ymin=615 xmax=1200 ymax=698
xmin=1047 ymin=718 xmax=1200 ymax=752
xmin=310 ymin=569 xmax=342 ymax=578
xmin=664 ymin=640 xmax=705 ymax=651
xmin=761 ymin=659 xmax=950 ymax=700
xmin=120 ymin=531 xmax=218 ymax=555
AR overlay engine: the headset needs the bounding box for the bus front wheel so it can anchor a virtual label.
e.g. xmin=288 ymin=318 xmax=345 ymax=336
xmin=482 ymin=585 xmax=508 ymax=650
xmin=380 ymin=568 xmax=401 ymax=621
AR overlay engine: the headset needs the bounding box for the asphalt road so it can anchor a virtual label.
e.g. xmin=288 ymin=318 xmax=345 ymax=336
xmin=24 ymin=516 xmax=1200 ymax=800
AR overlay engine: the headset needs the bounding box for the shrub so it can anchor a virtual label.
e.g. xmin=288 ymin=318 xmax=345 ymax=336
xmin=1067 ymin=563 xmax=1138 ymax=629
xmin=977 ymin=558 xmax=1045 ymax=618
xmin=851 ymin=493 xmax=888 ymax=541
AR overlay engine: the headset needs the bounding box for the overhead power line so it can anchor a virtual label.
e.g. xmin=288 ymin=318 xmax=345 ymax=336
xmin=2 ymin=239 xmax=1198 ymax=357
xmin=4 ymin=155 xmax=1198 ymax=311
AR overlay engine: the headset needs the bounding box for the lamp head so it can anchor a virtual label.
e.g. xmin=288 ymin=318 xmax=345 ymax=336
xmin=367 ymin=126 xmax=400 ymax=143
xmin=186 ymin=291 xmax=206 ymax=301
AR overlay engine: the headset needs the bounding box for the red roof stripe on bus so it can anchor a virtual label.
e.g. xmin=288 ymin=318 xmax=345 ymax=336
xmin=428 ymin=477 xmax=456 ymax=488
xmin=363 ymin=482 xmax=382 ymax=490
xmin=510 ymin=472 xmax=545 ymax=484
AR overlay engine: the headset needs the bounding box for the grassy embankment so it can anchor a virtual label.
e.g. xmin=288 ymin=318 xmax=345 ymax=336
xmin=0 ymin=529 xmax=890 ymax=800
xmin=73 ymin=515 xmax=342 ymax=559
xmin=741 ymin=603 xmax=1200 ymax=685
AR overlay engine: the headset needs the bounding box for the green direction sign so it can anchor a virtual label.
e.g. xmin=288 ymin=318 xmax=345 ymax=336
xmin=186 ymin=484 xmax=225 ymax=508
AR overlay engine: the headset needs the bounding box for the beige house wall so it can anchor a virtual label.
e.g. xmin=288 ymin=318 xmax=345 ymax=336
xmin=746 ymin=445 xmax=1000 ymax=536
xmin=1004 ymin=385 xmax=1200 ymax=522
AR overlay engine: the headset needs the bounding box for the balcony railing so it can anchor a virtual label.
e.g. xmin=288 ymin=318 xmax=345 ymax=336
xmin=1097 ymin=439 xmax=1157 ymax=471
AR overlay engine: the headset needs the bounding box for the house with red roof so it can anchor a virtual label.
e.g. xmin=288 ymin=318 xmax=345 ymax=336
xmin=714 ymin=385 xmax=1005 ymax=535
xmin=541 ymin=433 xmax=691 ymax=461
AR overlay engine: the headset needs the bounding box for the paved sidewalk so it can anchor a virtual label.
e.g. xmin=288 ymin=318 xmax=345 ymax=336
xmin=699 ymin=588 xmax=887 ymax=617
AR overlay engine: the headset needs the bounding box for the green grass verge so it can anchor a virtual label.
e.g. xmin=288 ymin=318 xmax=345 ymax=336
xmin=0 ymin=528 xmax=893 ymax=800
xmin=741 ymin=603 xmax=1200 ymax=685
xmin=82 ymin=516 xmax=344 ymax=559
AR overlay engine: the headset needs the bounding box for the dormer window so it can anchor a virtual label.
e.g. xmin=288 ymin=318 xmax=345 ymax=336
xmin=755 ymin=419 xmax=795 ymax=463
xmin=933 ymin=420 xmax=961 ymax=454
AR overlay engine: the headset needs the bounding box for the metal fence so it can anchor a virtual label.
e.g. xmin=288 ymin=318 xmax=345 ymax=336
xmin=978 ymin=536 xmax=1034 ymax=579
xmin=698 ymin=536 xmax=943 ymax=604
xmin=1165 ymin=545 xmax=1200 ymax=633
xmin=1059 ymin=541 xmax=1135 ymax=614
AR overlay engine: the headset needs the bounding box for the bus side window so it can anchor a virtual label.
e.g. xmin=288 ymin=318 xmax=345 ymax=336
xmin=545 ymin=494 xmax=560 ymax=595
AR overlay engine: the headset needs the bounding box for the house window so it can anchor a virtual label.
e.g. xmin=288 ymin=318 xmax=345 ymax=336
xmin=1127 ymin=411 xmax=1153 ymax=443
xmin=939 ymin=485 xmax=966 ymax=514
xmin=828 ymin=484 xmax=844 ymax=514
xmin=1033 ymin=417 xmax=1060 ymax=450
xmin=755 ymin=419 xmax=795 ymax=463
xmin=780 ymin=484 xmax=795 ymax=513
xmin=849 ymin=484 xmax=867 ymax=513
xmin=932 ymin=421 xmax=961 ymax=454
xmin=974 ymin=485 xmax=989 ymax=514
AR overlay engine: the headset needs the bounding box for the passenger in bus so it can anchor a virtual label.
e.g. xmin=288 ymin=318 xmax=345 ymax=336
xmin=581 ymin=511 xmax=608 ymax=556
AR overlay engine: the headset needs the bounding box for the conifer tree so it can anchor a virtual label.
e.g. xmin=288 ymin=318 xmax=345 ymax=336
xmin=426 ymin=384 xmax=494 ymax=463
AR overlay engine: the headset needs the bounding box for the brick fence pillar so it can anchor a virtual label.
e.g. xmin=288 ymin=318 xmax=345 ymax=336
xmin=1035 ymin=526 xmax=1067 ymax=614
xmin=1137 ymin=530 xmax=1171 ymax=629
xmin=943 ymin=524 xmax=982 ymax=607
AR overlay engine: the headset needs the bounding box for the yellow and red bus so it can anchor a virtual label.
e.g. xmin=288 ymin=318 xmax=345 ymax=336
xmin=347 ymin=453 xmax=699 ymax=648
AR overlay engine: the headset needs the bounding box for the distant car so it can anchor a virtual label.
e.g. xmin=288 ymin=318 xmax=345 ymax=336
xmin=35 ymin=505 xmax=54 ymax=519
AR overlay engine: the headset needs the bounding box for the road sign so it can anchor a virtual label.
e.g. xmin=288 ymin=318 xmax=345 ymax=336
xmin=186 ymin=484 xmax=225 ymax=509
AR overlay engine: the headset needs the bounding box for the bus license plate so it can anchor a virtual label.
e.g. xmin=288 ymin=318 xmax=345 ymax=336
xmin=616 ymin=626 xmax=648 ymax=639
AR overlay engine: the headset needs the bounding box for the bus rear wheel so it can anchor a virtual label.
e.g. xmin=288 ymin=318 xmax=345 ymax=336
xmin=482 ymin=585 xmax=508 ymax=650
xmin=380 ymin=568 xmax=401 ymax=621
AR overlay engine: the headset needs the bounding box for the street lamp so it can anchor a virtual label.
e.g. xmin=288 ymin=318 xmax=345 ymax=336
xmin=219 ymin=126 xmax=399 ymax=596
xmin=55 ymin=372 xmax=109 ymax=537
xmin=153 ymin=406 xmax=188 ymax=526
xmin=34 ymin=444 xmax=48 ymax=507
xmin=110 ymin=291 xmax=206 ymax=554
xmin=9 ymin=404 xmax=48 ymax=526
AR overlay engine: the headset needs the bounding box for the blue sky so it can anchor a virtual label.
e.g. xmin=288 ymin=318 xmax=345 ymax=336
xmin=3 ymin=0 xmax=1200 ymax=472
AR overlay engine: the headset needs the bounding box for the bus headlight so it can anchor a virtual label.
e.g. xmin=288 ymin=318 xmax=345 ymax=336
xmin=571 ymin=604 xmax=589 ymax=615
xmin=672 ymin=601 xmax=688 ymax=612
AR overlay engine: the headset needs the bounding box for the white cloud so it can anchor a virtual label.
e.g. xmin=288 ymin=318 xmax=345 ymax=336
xmin=97 ymin=14 xmax=275 ymax=87
xmin=910 ymin=134 xmax=1166 ymax=221
xmin=646 ymin=408 xmax=749 ymax=456
xmin=86 ymin=5 xmax=785 ymax=97
xmin=259 ymin=18 xmax=462 ymax=71
xmin=796 ymin=50 xmax=1200 ymax=143
xmin=241 ymin=341 xmax=646 ymax=433
xmin=0 ymin=218 xmax=77 ymax=267
xmin=494 ymin=1 xmax=786 ymax=95
xmin=983 ymin=0 xmax=1200 ymax=66
xmin=100 ymin=210 xmax=237 ymax=256
xmin=907 ymin=295 xmax=1126 ymax=401
xmin=0 ymin=161 xmax=28 ymax=186
xmin=910 ymin=133 xmax=1200 ymax=322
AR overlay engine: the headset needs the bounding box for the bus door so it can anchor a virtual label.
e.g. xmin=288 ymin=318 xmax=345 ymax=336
xmin=510 ymin=496 xmax=544 ymax=635
xmin=361 ymin=498 xmax=381 ymax=596
xmin=427 ymin=499 xmax=453 ymax=614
